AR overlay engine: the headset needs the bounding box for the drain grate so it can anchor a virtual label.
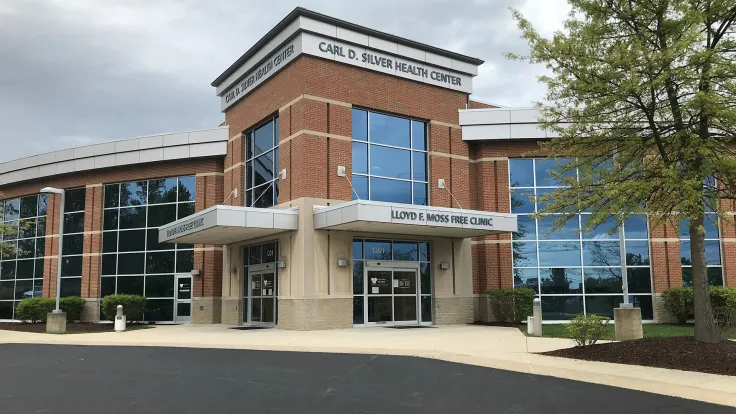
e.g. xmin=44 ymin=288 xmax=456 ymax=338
xmin=230 ymin=327 xmax=269 ymax=331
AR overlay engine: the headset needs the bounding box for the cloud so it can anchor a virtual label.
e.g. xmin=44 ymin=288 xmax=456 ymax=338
xmin=0 ymin=0 xmax=567 ymax=162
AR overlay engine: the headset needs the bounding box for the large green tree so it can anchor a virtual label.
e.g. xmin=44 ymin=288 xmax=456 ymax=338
xmin=508 ymin=0 xmax=736 ymax=342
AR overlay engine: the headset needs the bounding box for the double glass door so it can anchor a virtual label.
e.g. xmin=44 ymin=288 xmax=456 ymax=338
xmin=365 ymin=266 xmax=420 ymax=325
xmin=246 ymin=266 xmax=276 ymax=326
xmin=175 ymin=275 xmax=192 ymax=323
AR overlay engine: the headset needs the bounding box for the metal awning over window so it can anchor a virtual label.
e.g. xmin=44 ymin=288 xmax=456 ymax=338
xmin=313 ymin=200 xmax=516 ymax=238
xmin=158 ymin=205 xmax=298 ymax=245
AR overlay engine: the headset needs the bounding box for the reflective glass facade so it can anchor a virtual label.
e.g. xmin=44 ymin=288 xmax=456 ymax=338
xmin=0 ymin=194 xmax=47 ymax=319
xmin=510 ymin=158 xmax=654 ymax=320
xmin=60 ymin=188 xmax=86 ymax=297
xmin=101 ymin=177 xmax=196 ymax=322
xmin=245 ymin=116 xmax=279 ymax=208
xmin=680 ymin=214 xmax=723 ymax=286
xmin=351 ymin=109 xmax=428 ymax=205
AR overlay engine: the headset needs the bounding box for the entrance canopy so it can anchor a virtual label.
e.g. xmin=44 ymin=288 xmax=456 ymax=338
xmin=313 ymin=200 xmax=516 ymax=238
xmin=159 ymin=205 xmax=298 ymax=245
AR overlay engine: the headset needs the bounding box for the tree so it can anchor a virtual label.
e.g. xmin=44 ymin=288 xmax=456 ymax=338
xmin=508 ymin=0 xmax=736 ymax=342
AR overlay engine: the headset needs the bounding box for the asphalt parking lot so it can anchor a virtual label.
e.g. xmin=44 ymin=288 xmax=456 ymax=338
xmin=0 ymin=344 xmax=733 ymax=413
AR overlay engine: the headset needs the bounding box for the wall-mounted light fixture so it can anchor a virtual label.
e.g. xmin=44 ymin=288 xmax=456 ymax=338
xmin=278 ymin=260 xmax=288 ymax=269
xmin=440 ymin=262 xmax=450 ymax=270
xmin=191 ymin=269 xmax=201 ymax=276
xmin=336 ymin=259 xmax=349 ymax=267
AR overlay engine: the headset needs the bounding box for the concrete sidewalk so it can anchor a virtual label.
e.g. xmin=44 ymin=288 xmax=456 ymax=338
xmin=2 ymin=324 xmax=735 ymax=407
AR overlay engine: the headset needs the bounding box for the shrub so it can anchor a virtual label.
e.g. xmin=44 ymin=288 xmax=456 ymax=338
xmin=566 ymin=314 xmax=610 ymax=346
xmin=710 ymin=287 xmax=736 ymax=319
xmin=60 ymin=296 xmax=86 ymax=322
xmin=661 ymin=286 xmax=736 ymax=324
xmin=487 ymin=288 xmax=535 ymax=323
xmin=15 ymin=297 xmax=55 ymax=323
xmin=661 ymin=287 xmax=694 ymax=324
xmin=101 ymin=295 xmax=146 ymax=323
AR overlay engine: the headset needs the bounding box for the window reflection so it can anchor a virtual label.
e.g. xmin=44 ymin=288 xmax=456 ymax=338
xmin=509 ymin=158 xmax=654 ymax=320
xmin=245 ymin=116 xmax=279 ymax=208
xmin=352 ymin=109 xmax=427 ymax=205
xmin=101 ymin=176 xmax=195 ymax=322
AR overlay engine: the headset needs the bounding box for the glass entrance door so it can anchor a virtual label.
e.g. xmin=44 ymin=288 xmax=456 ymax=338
xmin=365 ymin=267 xmax=419 ymax=325
xmin=174 ymin=275 xmax=192 ymax=323
xmin=247 ymin=269 xmax=276 ymax=326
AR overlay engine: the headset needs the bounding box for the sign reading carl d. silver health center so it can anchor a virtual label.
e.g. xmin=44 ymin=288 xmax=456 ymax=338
xmin=220 ymin=32 xmax=473 ymax=110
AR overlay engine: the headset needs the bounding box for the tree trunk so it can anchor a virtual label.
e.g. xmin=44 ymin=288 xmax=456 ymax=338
xmin=690 ymin=214 xmax=719 ymax=343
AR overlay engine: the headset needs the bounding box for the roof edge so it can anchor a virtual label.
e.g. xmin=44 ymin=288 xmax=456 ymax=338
xmin=211 ymin=7 xmax=484 ymax=87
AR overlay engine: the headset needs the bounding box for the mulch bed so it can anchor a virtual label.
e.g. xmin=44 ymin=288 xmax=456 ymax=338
xmin=0 ymin=322 xmax=146 ymax=334
xmin=543 ymin=336 xmax=736 ymax=376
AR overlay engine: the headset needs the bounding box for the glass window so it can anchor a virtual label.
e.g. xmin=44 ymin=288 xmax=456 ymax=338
xmin=411 ymin=120 xmax=426 ymax=150
xmin=352 ymin=142 xmax=368 ymax=174
xmin=100 ymin=176 xmax=195 ymax=322
xmin=245 ymin=116 xmax=279 ymax=208
xmin=120 ymin=182 xmax=147 ymax=206
xmin=514 ymin=268 xmax=538 ymax=291
xmin=541 ymin=296 xmax=583 ymax=320
xmin=513 ymin=241 xmax=538 ymax=267
xmin=352 ymin=109 xmax=427 ymax=206
xmin=510 ymin=189 xmax=534 ymax=214
xmin=584 ymin=268 xmax=623 ymax=293
xmin=538 ymin=242 xmax=581 ymax=267
xmin=540 ymin=268 xmax=582 ymax=294
xmin=370 ymin=146 xmax=410 ymax=179
xmin=581 ymin=215 xmax=618 ymax=240
xmin=364 ymin=240 xmax=392 ymax=260
xmin=65 ymin=188 xmax=86 ymax=212
xmin=148 ymin=178 xmax=178 ymax=204
xmin=370 ymin=178 xmax=411 ymax=204
xmin=352 ymin=109 xmax=368 ymax=141
xmin=538 ymin=216 xmax=579 ymax=240
xmin=582 ymin=241 xmax=621 ymax=266
xmin=393 ymin=241 xmax=418 ymax=261
xmin=624 ymin=215 xmax=648 ymax=239
xmin=20 ymin=196 xmax=38 ymax=218
xmin=369 ymin=112 xmax=410 ymax=148
xmin=509 ymin=159 xmax=534 ymax=187
xmin=625 ymin=241 xmax=650 ymax=265
xmin=535 ymin=158 xmax=574 ymax=186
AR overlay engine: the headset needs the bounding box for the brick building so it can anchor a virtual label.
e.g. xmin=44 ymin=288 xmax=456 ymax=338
xmin=0 ymin=8 xmax=727 ymax=327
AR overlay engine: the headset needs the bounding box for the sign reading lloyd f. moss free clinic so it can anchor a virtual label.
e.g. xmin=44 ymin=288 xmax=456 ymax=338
xmin=390 ymin=208 xmax=494 ymax=229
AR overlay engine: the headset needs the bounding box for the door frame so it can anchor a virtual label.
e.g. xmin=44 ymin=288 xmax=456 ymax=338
xmin=174 ymin=274 xmax=192 ymax=324
xmin=244 ymin=262 xmax=277 ymax=327
xmin=364 ymin=260 xmax=421 ymax=327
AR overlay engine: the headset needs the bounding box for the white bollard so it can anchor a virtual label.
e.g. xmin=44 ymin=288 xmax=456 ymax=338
xmin=114 ymin=304 xmax=126 ymax=332
xmin=532 ymin=297 xmax=543 ymax=337
xmin=527 ymin=316 xmax=534 ymax=335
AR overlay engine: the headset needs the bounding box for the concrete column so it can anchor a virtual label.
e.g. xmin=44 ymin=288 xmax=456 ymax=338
xmin=614 ymin=307 xmax=643 ymax=341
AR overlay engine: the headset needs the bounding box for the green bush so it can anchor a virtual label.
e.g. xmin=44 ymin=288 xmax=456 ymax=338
xmin=566 ymin=314 xmax=610 ymax=346
xmin=487 ymin=288 xmax=536 ymax=323
xmin=60 ymin=296 xmax=86 ymax=322
xmin=710 ymin=287 xmax=736 ymax=318
xmin=661 ymin=287 xmax=694 ymax=324
xmin=101 ymin=295 xmax=146 ymax=323
xmin=15 ymin=297 xmax=55 ymax=323
xmin=661 ymin=286 xmax=736 ymax=324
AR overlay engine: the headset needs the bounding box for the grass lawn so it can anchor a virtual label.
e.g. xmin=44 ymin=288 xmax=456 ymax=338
xmin=518 ymin=323 xmax=736 ymax=340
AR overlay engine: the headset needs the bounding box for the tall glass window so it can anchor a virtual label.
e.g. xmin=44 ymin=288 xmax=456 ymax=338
xmin=351 ymin=109 xmax=428 ymax=205
xmin=60 ymin=188 xmax=86 ymax=297
xmin=244 ymin=116 xmax=279 ymax=208
xmin=510 ymin=158 xmax=654 ymax=320
xmin=101 ymin=176 xmax=196 ymax=322
xmin=0 ymin=194 xmax=47 ymax=319
xmin=680 ymin=214 xmax=723 ymax=286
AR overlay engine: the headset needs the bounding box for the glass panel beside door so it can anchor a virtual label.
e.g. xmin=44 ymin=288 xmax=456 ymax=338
xmin=245 ymin=265 xmax=277 ymax=326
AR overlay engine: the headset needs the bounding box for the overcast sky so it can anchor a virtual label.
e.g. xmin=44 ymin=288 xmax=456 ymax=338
xmin=0 ymin=0 xmax=569 ymax=162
